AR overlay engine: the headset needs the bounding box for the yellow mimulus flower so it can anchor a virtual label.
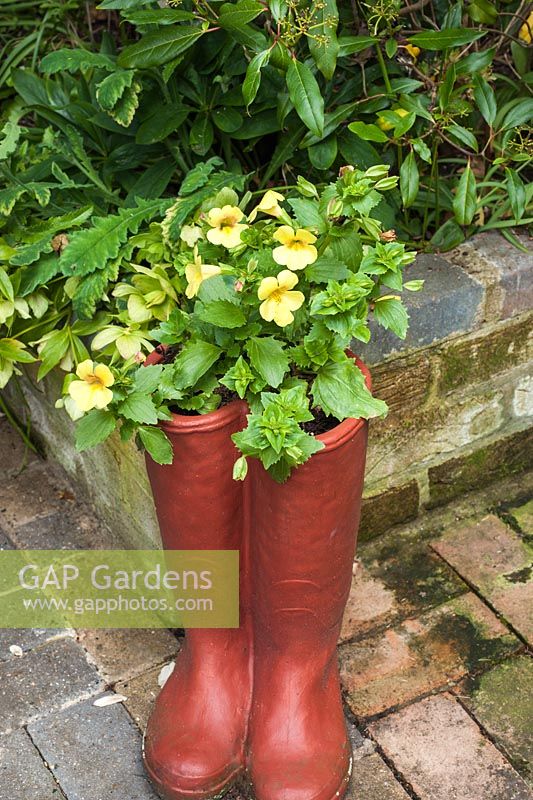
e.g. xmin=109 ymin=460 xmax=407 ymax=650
xmin=258 ymin=270 xmax=304 ymax=327
xmin=185 ymin=249 xmax=221 ymax=299
xmin=272 ymin=226 xmax=318 ymax=270
xmin=206 ymin=205 xmax=248 ymax=248
xmin=519 ymin=11 xmax=533 ymax=43
xmin=68 ymin=360 xmax=114 ymax=413
xmin=248 ymin=190 xmax=285 ymax=222
xmin=405 ymin=43 xmax=421 ymax=61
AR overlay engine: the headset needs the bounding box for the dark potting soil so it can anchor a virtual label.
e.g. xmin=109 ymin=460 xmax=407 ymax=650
xmin=302 ymin=406 xmax=338 ymax=436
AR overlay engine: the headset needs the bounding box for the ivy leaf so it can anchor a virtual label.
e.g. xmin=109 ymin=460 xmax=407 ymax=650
xmin=453 ymin=163 xmax=477 ymax=225
xmin=400 ymin=151 xmax=419 ymax=208
xmin=308 ymin=0 xmax=339 ymax=80
xmin=246 ymin=336 xmax=288 ymax=388
xmin=174 ymin=341 xmax=221 ymax=389
xmin=286 ymin=60 xmax=324 ymax=138
xmin=118 ymin=26 xmax=205 ymax=69
xmin=373 ymin=297 xmax=409 ymax=338
xmin=313 ymin=360 xmax=387 ymax=419
xmin=41 ymin=49 xmax=115 ymax=74
xmin=59 ymin=198 xmax=172 ymax=277
xmin=120 ymin=392 xmax=159 ymax=424
xmin=138 ymin=426 xmax=173 ymax=465
xmin=196 ymin=300 xmax=246 ymax=328
xmin=76 ymin=410 xmax=116 ymax=451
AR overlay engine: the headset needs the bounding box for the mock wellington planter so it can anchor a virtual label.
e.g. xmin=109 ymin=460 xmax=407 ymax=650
xmin=143 ymin=349 xmax=370 ymax=800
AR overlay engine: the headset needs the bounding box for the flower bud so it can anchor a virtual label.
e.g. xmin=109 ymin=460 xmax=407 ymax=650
xmin=338 ymin=165 xmax=355 ymax=178
xmin=380 ymin=229 xmax=397 ymax=242
xmin=327 ymin=197 xmax=344 ymax=218
xmin=365 ymin=165 xmax=390 ymax=180
xmin=375 ymin=176 xmax=398 ymax=191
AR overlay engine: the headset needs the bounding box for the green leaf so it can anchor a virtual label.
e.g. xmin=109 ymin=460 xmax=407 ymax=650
xmin=118 ymin=26 xmax=205 ymax=69
xmin=313 ymin=360 xmax=387 ymax=419
xmin=408 ymin=28 xmax=486 ymax=50
xmin=0 ymin=267 xmax=13 ymax=302
xmin=138 ymin=426 xmax=173 ymax=465
xmin=197 ymin=300 xmax=246 ymax=328
xmin=505 ymin=168 xmax=526 ymax=221
xmin=373 ymin=297 xmax=409 ymax=338
xmin=286 ymin=60 xmax=324 ymax=138
xmin=136 ymin=103 xmax=190 ymax=144
xmin=246 ymin=337 xmax=288 ymax=388
xmin=287 ymin=198 xmax=327 ymax=232
xmin=308 ymin=0 xmax=339 ymax=80
xmin=174 ymin=341 xmax=221 ymax=389
xmin=37 ymin=329 xmax=70 ymax=380
xmin=467 ymin=0 xmax=498 ymax=24
xmin=122 ymin=8 xmax=195 ymax=24
xmin=96 ymin=70 xmax=141 ymax=127
xmin=242 ymin=50 xmax=270 ymax=108
xmin=0 ymin=338 xmax=35 ymax=363
xmin=179 ymin=158 xmax=223 ymax=196
xmin=41 ymin=49 xmax=115 ymax=74
xmin=453 ymin=163 xmax=477 ymax=225
xmin=218 ymin=0 xmax=263 ymax=28
xmin=133 ymin=364 xmax=163 ymax=394
xmin=347 ymin=121 xmax=388 ymax=143
xmin=59 ymin=198 xmax=171 ymax=277
xmin=190 ymin=114 xmax=214 ymax=156
xmin=500 ymin=99 xmax=533 ymax=130
xmin=445 ymin=124 xmax=479 ymax=152
xmin=76 ymin=410 xmax=116 ymax=451
xmin=19 ymin=255 xmax=61 ymax=294
xmin=0 ymin=120 xmax=22 ymax=161
xmin=308 ymin=135 xmax=338 ymax=170
xmin=400 ymin=151 xmax=419 ymax=208
xmin=120 ymin=392 xmax=159 ymax=424
xmin=337 ymin=35 xmax=376 ymax=56
xmin=430 ymin=219 xmax=465 ymax=250
xmin=473 ymin=75 xmax=496 ymax=126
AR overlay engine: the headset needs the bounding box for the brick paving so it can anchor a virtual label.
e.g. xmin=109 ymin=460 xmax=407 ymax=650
xmin=0 ymin=417 xmax=532 ymax=800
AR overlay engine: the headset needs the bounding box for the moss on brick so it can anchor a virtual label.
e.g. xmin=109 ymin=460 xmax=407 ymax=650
xmin=439 ymin=314 xmax=533 ymax=394
xmin=427 ymin=428 xmax=533 ymax=509
xmin=359 ymin=481 xmax=419 ymax=541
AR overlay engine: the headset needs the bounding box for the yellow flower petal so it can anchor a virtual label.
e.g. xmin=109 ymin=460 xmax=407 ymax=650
xmin=272 ymin=243 xmax=318 ymax=270
xmin=276 ymin=269 xmax=299 ymax=291
xmin=258 ymin=276 xmax=280 ymax=300
xmin=259 ymin=297 xmax=278 ymax=322
xmin=68 ymin=380 xmax=96 ymax=412
xmin=519 ymin=11 xmax=533 ymax=43
xmin=248 ymin=190 xmax=284 ymax=221
xmin=283 ymin=290 xmax=305 ymax=311
xmin=93 ymin=364 xmax=114 ymax=388
xmin=76 ymin=359 xmax=94 ymax=380
xmin=92 ymin=386 xmax=114 ymax=409
xmin=273 ymin=225 xmax=296 ymax=246
xmin=294 ymin=228 xmax=317 ymax=245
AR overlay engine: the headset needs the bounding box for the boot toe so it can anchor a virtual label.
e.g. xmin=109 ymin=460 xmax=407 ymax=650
xmin=249 ymin=751 xmax=351 ymax=800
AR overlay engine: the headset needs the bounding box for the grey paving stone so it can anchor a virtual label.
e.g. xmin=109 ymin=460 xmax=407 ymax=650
xmin=361 ymin=254 xmax=484 ymax=364
xmin=77 ymin=628 xmax=180 ymax=684
xmin=9 ymin=508 xmax=112 ymax=550
xmin=0 ymin=728 xmax=66 ymax=799
xmin=0 ymin=461 xmax=75 ymax=533
xmin=0 ymin=637 xmax=102 ymax=733
xmin=28 ymin=695 xmax=160 ymax=800
xmin=0 ymin=629 xmax=71 ymax=663
xmin=347 ymin=753 xmax=410 ymax=799
xmin=0 ymin=527 xmax=14 ymax=549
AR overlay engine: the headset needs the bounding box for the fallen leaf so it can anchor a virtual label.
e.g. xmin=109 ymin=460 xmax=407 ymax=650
xmin=93 ymin=694 xmax=127 ymax=707
xmin=158 ymin=661 xmax=175 ymax=687
xmin=9 ymin=645 xmax=23 ymax=657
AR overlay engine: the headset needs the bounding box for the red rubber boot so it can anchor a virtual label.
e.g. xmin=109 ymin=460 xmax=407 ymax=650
xmin=246 ymin=359 xmax=370 ymax=800
xmin=143 ymin=400 xmax=252 ymax=800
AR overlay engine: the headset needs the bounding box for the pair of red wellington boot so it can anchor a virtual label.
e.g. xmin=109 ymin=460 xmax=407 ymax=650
xmin=143 ymin=359 xmax=369 ymax=800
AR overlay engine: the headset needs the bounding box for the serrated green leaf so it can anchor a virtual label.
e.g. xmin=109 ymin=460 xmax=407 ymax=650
xmin=120 ymin=391 xmax=159 ymax=424
xmin=197 ymin=300 xmax=246 ymax=328
xmin=246 ymin=336 xmax=288 ymax=388
xmin=134 ymin=364 xmax=163 ymax=394
xmin=313 ymin=359 xmax=387 ymax=419
xmin=138 ymin=426 xmax=173 ymax=465
xmin=373 ymin=297 xmax=409 ymax=338
xmin=59 ymin=198 xmax=172 ymax=277
xmin=76 ymin=409 xmax=116 ymax=451
xmin=41 ymin=49 xmax=115 ymax=74
xmin=0 ymin=120 xmax=21 ymax=161
xmin=286 ymin=60 xmax=324 ymax=138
